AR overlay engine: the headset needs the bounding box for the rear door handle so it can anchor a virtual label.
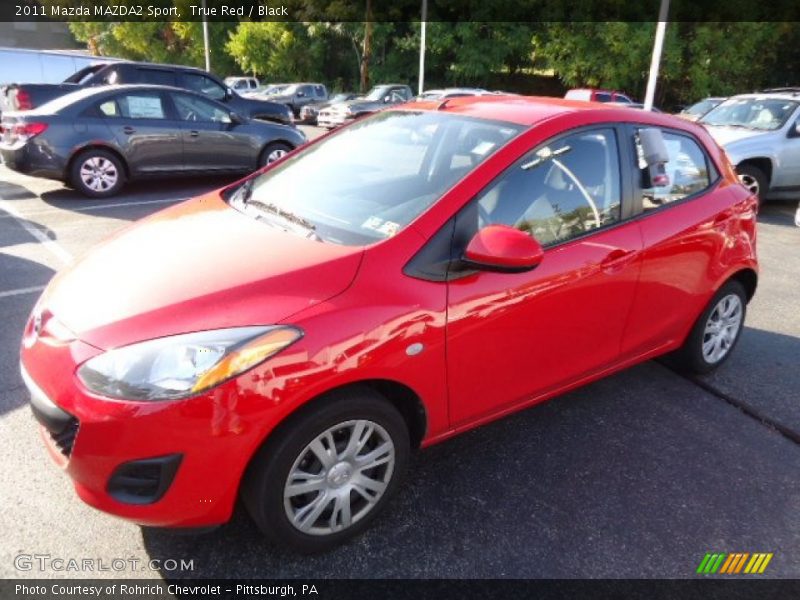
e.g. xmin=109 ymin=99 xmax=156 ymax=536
xmin=189 ymin=130 xmax=199 ymax=138
xmin=600 ymin=249 xmax=636 ymax=272
xmin=122 ymin=126 xmax=135 ymax=135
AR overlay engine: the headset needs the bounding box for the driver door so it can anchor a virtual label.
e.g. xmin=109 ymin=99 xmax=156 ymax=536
xmin=446 ymin=127 xmax=644 ymax=425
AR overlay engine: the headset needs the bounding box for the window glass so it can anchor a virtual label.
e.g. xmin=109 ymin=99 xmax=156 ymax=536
xmin=701 ymin=97 xmax=798 ymax=131
xmin=181 ymin=73 xmax=226 ymax=101
xmin=137 ymin=69 xmax=176 ymax=86
xmin=472 ymin=128 xmax=621 ymax=246
xmin=117 ymin=93 xmax=166 ymax=119
xmin=230 ymin=110 xmax=522 ymax=246
xmin=636 ymin=129 xmax=711 ymax=210
xmin=98 ymin=99 xmax=119 ymax=117
xmin=314 ymin=85 xmax=326 ymax=97
xmin=595 ymin=92 xmax=612 ymax=102
xmin=172 ymin=93 xmax=230 ymax=123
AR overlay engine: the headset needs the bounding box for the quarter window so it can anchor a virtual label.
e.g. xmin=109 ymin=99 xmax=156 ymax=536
xmin=471 ymin=128 xmax=622 ymax=246
xmin=636 ymin=130 xmax=712 ymax=210
xmin=98 ymin=99 xmax=119 ymax=117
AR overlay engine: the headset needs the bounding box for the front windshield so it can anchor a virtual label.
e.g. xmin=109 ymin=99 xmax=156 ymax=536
xmin=330 ymin=94 xmax=350 ymax=103
xmin=701 ymin=97 xmax=799 ymax=131
xmin=685 ymin=99 xmax=719 ymax=116
xmin=229 ymin=110 xmax=523 ymax=246
xmin=364 ymin=87 xmax=389 ymax=102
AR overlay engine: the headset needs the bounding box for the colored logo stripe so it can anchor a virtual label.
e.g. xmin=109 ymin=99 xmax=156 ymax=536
xmin=697 ymin=552 xmax=773 ymax=575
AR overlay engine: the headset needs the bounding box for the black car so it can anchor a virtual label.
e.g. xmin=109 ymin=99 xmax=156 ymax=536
xmin=4 ymin=61 xmax=293 ymax=125
xmin=0 ymin=84 xmax=306 ymax=198
xmin=298 ymin=93 xmax=360 ymax=125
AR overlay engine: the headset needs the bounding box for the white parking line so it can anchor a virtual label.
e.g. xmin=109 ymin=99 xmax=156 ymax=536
xmin=0 ymin=285 xmax=46 ymax=299
xmin=0 ymin=196 xmax=188 ymax=220
xmin=0 ymin=201 xmax=73 ymax=265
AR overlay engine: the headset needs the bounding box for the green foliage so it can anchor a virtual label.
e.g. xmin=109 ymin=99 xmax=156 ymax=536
xmin=226 ymin=22 xmax=325 ymax=80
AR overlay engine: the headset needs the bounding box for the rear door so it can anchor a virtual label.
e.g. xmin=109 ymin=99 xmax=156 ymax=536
xmin=102 ymin=90 xmax=184 ymax=175
xmin=620 ymin=126 xmax=733 ymax=358
xmin=167 ymin=90 xmax=255 ymax=172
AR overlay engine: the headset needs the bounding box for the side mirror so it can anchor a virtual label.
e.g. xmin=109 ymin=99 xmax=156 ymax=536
xmin=463 ymin=225 xmax=544 ymax=273
xmin=296 ymin=91 xmax=305 ymax=97
xmin=225 ymin=87 xmax=234 ymax=100
xmin=229 ymin=112 xmax=243 ymax=125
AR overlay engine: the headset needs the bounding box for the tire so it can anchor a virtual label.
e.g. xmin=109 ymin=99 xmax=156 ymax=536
xmin=69 ymin=148 xmax=126 ymax=198
xmin=671 ymin=280 xmax=747 ymax=375
xmin=258 ymin=142 xmax=293 ymax=168
xmin=736 ymin=163 xmax=768 ymax=204
xmin=242 ymin=387 xmax=410 ymax=553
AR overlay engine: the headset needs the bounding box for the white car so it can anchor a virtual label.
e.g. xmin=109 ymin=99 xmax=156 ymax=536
xmin=224 ymin=76 xmax=260 ymax=93
xmin=700 ymin=90 xmax=800 ymax=202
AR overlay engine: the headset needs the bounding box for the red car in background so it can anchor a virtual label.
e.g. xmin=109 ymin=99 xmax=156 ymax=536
xmin=565 ymin=88 xmax=634 ymax=103
xmin=20 ymin=96 xmax=757 ymax=553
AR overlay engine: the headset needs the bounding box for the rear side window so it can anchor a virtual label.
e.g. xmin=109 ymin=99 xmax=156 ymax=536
xmin=116 ymin=93 xmax=167 ymax=119
xmin=595 ymin=92 xmax=612 ymax=102
xmin=635 ymin=129 xmax=714 ymax=210
xmin=473 ymin=128 xmax=622 ymax=247
xmin=137 ymin=68 xmax=176 ymax=86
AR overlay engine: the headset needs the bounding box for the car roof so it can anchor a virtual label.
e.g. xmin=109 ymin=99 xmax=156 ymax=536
xmin=30 ymin=83 xmax=218 ymax=112
xmin=724 ymin=92 xmax=800 ymax=102
xmin=404 ymin=95 xmax=686 ymax=128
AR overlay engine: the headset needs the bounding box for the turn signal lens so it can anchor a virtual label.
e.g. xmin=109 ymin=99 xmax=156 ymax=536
xmin=191 ymin=327 xmax=303 ymax=392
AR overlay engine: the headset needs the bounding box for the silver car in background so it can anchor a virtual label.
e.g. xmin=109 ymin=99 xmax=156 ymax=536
xmin=700 ymin=90 xmax=800 ymax=202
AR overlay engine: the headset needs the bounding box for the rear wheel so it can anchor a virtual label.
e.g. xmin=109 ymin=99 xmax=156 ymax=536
xmin=672 ymin=280 xmax=747 ymax=374
xmin=258 ymin=142 xmax=293 ymax=168
xmin=242 ymin=388 xmax=410 ymax=553
xmin=70 ymin=149 xmax=126 ymax=198
xmin=737 ymin=163 xmax=768 ymax=204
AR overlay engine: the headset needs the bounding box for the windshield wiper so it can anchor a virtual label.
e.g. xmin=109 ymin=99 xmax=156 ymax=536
xmin=246 ymin=199 xmax=319 ymax=235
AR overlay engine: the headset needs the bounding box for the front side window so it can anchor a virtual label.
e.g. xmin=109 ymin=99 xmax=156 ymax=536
xmin=470 ymin=128 xmax=621 ymax=247
xmin=117 ymin=93 xmax=166 ymax=120
xmin=182 ymin=73 xmax=226 ymax=101
xmin=635 ymin=129 xmax=713 ymax=210
xmin=172 ymin=93 xmax=230 ymax=123
xmin=228 ymin=110 xmax=523 ymax=246
xmin=701 ymin=97 xmax=799 ymax=131
xmin=595 ymin=92 xmax=612 ymax=103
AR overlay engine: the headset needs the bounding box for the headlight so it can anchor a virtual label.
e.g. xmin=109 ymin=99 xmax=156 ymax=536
xmin=77 ymin=326 xmax=302 ymax=401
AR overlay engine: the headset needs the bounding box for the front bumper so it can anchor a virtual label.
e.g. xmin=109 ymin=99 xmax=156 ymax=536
xmin=317 ymin=112 xmax=351 ymax=128
xmin=19 ymin=329 xmax=273 ymax=528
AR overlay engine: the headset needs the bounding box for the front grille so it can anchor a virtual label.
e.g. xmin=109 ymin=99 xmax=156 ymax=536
xmin=50 ymin=418 xmax=79 ymax=457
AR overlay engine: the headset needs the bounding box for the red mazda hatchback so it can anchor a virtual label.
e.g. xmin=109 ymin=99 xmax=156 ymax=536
xmin=20 ymin=96 xmax=757 ymax=552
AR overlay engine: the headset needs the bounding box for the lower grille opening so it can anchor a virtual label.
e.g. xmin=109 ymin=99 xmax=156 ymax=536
xmin=49 ymin=418 xmax=79 ymax=458
xmin=107 ymin=454 xmax=182 ymax=505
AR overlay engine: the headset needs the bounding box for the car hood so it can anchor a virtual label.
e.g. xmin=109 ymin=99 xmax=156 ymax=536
xmin=335 ymin=99 xmax=384 ymax=113
xmin=704 ymin=125 xmax=772 ymax=146
xmin=41 ymin=192 xmax=363 ymax=350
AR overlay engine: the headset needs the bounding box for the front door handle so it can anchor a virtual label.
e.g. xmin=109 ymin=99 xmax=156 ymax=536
xmin=122 ymin=126 xmax=135 ymax=135
xmin=189 ymin=130 xmax=199 ymax=138
xmin=600 ymin=249 xmax=636 ymax=273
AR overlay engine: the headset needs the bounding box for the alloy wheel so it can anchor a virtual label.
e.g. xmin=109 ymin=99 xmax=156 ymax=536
xmin=79 ymin=156 xmax=118 ymax=192
xmin=283 ymin=419 xmax=395 ymax=536
xmin=702 ymin=293 xmax=743 ymax=364
xmin=267 ymin=148 xmax=288 ymax=164
xmin=738 ymin=173 xmax=759 ymax=196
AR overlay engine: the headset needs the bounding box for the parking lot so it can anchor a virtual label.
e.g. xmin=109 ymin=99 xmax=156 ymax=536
xmin=1 ymin=122 xmax=799 ymax=578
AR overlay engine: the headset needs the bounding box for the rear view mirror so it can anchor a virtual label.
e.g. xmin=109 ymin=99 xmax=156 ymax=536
xmin=639 ymin=128 xmax=670 ymax=187
xmin=463 ymin=225 xmax=544 ymax=273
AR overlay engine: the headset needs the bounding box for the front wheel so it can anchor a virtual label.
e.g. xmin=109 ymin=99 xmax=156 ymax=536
xmin=737 ymin=163 xmax=768 ymax=204
xmin=672 ymin=280 xmax=747 ymax=374
xmin=242 ymin=388 xmax=410 ymax=553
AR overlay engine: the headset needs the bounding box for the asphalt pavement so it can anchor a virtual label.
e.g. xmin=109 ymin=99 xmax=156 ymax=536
xmin=1 ymin=130 xmax=799 ymax=579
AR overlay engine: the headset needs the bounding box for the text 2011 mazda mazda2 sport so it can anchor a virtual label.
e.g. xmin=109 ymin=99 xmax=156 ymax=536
xmin=21 ymin=96 xmax=758 ymax=553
